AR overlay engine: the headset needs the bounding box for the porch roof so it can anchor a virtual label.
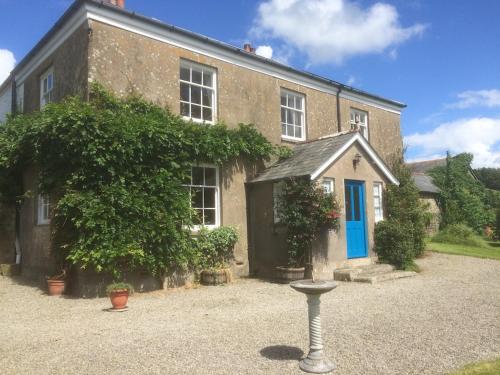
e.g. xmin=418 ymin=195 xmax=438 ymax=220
xmin=411 ymin=173 xmax=440 ymax=194
xmin=250 ymin=131 xmax=399 ymax=185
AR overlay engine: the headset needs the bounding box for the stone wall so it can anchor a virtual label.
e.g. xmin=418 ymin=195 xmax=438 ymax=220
xmin=421 ymin=193 xmax=441 ymax=235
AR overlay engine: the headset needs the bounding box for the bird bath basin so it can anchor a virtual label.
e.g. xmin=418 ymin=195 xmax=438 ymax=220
xmin=290 ymin=279 xmax=337 ymax=374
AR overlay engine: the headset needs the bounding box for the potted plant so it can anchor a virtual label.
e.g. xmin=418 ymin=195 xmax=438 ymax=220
xmin=195 ymin=226 xmax=239 ymax=285
xmin=275 ymin=177 xmax=341 ymax=282
xmin=106 ymin=282 xmax=134 ymax=310
xmin=46 ymin=270 xmax=67 ymax=296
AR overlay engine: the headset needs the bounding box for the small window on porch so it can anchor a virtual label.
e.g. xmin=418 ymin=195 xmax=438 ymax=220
xmin=273 ymin=182 xmax=284 ymax=223
xmin=322 ymin=178 xmax=335 ymax=194
xmin=37 ymin=194 xmax=50 ymax=225
xmin=373 ymin=182 xmax=383 ymax=222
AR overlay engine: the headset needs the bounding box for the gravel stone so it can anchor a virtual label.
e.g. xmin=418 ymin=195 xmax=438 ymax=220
xmin=0 ymin=252 xmax=499 ymax=375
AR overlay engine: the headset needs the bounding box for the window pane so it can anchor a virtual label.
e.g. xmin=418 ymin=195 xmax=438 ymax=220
xmin=193 ymin=209 xmax=203 ymax=225
xmin=286 ymin=109 xmax=293 ymax=125
xmin=180 ymin=82 xmax=190 ymax=102
xmin=202 ymin=88 xmax=212 ymax=107
xmin=203 ymin=71 xmax=213 ymax=87
xmin=192 ymin=69 xmax=202 ymax=84
xmin=294 ymin=111 xmax=302 ymax=125
xmin=281 ymin=123 xmax=286 ymax=135
xmin=205 ymin=168 xmax=216 ymax=186
xmin=353 ymin=187 xmax=360 ymax=221
xmin=204 ymin=209 xmax=216 ymax=225
xmin=202 ymin=107 xmax=212 ymax=122
xmin=281 ymin=107 xmax=286 ymax=123
xmin=281 ymin=94 xmax=286 ymax=106
xmin=287 ymin=125 xmax=293 ymax=137
xmin=180 ymin=66 xmax=190 ymax=81
xmin=191 ymin=105 xmax=201 ymax=119
xmin=287 ymin=94 xmax=295 ymax=108
xmin=192 ymin=188 xmax=203 ymax=208
xmin=295 ymin=126 xmax=302 ymax=139
xmin=48 ymin=74 xmax=53 ymax=90
xmin=204 ymin=187 xmax=216 ymax=208
xmin=192 ymin=167 xmax=204 ymax=185
xmin=345 ymin=187 xmax=352 ymax=221
xmin=180 ymin=102 xmax=190 ymax=117
xmin=191 ymin=86 xmax=201 ymax=104
xmin=43 ymin=79 xmax=48 ymax=93
xmin=295 ymin=97 xmax=302 ymax=110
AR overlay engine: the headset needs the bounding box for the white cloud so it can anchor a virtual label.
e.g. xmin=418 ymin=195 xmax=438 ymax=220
xmin=346 ymin=75 xmax=356 ymax=86
xmin=251 ymin=0 xmax=426 ymax=65
xmin=447 ymin=89 xmax=500 ymax=109
xmin=0 ymin=49 xmax=16 ymax=83
xmin=405 ymin=117 xmax=500 ymax=168
xmin=255 ymin=45 xmax=274 ymax=59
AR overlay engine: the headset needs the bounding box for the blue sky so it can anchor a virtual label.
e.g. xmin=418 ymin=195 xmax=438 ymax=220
xmin=1 ymin=0 xmax=499 ymax=167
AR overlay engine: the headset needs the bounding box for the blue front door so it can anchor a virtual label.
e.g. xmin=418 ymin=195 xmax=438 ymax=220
xmin=345 ymin=180 xmax=368 ymax=259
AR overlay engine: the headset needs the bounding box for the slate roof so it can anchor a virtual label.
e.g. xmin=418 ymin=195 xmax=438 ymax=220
xmin=251 ymin=132 xmax=358 ymax=183
xmin=407 ymin=158 xmax=446 ymax=173
xmin=411 ymin=174 xmax=440 ymax=194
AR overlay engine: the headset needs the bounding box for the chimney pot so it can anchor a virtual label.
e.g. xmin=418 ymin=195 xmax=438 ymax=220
xmin=243 ymin=43 xmax=256 ymax=53
xmin=105 ymin=0 xmax=125 ymax=8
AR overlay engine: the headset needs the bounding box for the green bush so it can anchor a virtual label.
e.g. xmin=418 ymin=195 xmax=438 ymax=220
xmin=374 ymin=220 xmax=415 ymax=269
xmin=432 ymin=224 xmax=487 ymax=248
xmin=0 ymin=83 xmax=276 ymax=279
xmin=277 ymin=177 xmax=341 ymax=267
xmin=194 ymin=226 xmax=239 ymax=270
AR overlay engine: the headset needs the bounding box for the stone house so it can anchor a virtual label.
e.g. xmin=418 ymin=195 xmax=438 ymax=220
xmin=0 ymin=0 xmax=406 ymax=292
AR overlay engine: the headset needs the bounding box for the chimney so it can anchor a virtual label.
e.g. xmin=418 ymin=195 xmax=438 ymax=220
xmin=243 ymin=43 xmax=256 ymax=53
xmin=105 ymin=0 xmax=125 ymax=8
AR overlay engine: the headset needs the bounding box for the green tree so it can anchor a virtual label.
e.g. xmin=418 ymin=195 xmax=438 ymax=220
xmin=474 ymin=167 xmax=500 ymax=190
xmin=428 ymin=152 xmax=494 ymax=232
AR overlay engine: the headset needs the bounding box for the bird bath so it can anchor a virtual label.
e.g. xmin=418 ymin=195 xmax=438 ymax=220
xmin=290 ymin=279 xmax=337 ymax=374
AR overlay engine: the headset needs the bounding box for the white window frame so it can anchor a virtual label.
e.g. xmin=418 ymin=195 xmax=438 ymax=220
xmin=37 ymin=194 xmax=50 ymax=225
xmin=350 ymin=108 xmax=368 ymax=140
xmin=373 ymin=182 xmax=383 ymax=223
xmin=280 ymin=89 xmax=306 ymax=141
xmin=322 ymin=178 xmax=335 ymax=195
xmin=179 ymin=60 xmax=217 ymax=124
xmin=273 ymin=181 xmax=284 ymax=224
xmin=40 ymin=67 xmax=54 ymax=109
xmin=16 ymin=83 xmax=24 ymax=113
xmin=185 ymin=165 xmax=220 ymax=229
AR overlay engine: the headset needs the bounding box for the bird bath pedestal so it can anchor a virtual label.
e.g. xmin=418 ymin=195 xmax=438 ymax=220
xmin=290 ymin=279 xmax=337 ymax=374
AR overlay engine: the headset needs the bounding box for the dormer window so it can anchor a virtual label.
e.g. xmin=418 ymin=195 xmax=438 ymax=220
xmin=40 ymin=68 xmax=54 ymax=108
xmin=350 ymin=108 xmax=368 ymax=139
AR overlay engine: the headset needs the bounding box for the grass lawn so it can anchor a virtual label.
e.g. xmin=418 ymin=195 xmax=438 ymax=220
xmin=449 ymin=358 xmax=500 ymax=375
xmin=427 ymin=240 xmax=500 ymax=260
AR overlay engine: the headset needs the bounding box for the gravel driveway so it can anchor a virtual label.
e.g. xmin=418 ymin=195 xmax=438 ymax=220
xmin=1 ymin=252 xmax=499 ymax=375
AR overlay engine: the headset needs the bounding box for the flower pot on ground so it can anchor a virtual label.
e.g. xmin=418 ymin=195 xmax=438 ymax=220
xmin=46 ymin=270 xmax=66 ymax=296
xmin=195 ymin=226 xmax=239 ymax=286
xmin=200 ymin=268 xmax=232 ymax=285
xmin=275 ymin=266 xmax=305 ymax=283
xmin=106 ymin=282 xmax=134 ymax=310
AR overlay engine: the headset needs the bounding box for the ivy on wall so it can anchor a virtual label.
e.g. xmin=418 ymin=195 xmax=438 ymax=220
xmin=0 ymin=83 xmax=281 ymax=279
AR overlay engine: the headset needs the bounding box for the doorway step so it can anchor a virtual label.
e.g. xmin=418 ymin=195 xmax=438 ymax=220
xmin=333 ymin=263 xmax=417 ymax=284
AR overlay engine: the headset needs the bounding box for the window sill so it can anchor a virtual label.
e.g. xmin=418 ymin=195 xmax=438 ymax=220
xmin=281 ymin=135 xmax=305 ymax=143
xmin=182 ymin=116 xmax=215 ymax=125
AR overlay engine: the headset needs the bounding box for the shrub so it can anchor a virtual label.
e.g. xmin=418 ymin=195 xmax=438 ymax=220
xmin=0 ymin=84 xmax=276 ymax=280
xmin=375 ymin=155 xmax=430 ymax=268
xmin=277 ymin=177 xmax=341 ymax=267
xmin=194 ymin=226 xmax=239 ymax=270
xmin=432 ymin=224 xmax=487 ymax=248
xmin=374 ymin=220 xmax=415 ymax=269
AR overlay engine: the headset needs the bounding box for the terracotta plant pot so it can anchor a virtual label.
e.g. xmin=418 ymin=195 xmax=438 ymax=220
xmin=200 ymin=268 xmax=232 ymax=285
xmin=47 ymin=279 xmax=66 ymax=296
xmin=275 ymin=266 xmax=305 ymax=284
xmin=109 ymin=290 xmax=129 ymax=310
